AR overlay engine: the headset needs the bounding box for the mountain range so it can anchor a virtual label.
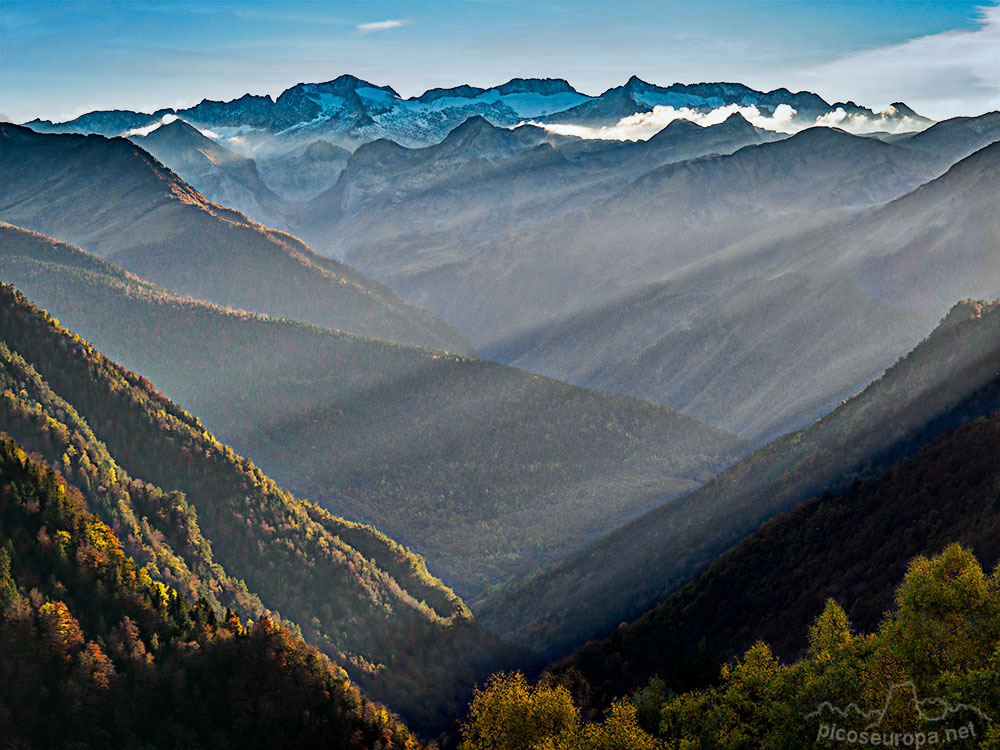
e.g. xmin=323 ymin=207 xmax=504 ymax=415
xmin=294 ymin=110 xmax=783 ymax=257
xmin=23 ymin=74 xmax=931 ymax=153
xmin=488 ymin=123 xmax=1000 ymax=441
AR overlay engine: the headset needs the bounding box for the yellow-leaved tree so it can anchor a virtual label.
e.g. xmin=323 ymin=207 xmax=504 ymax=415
xmin=460 ymin=671 xmax=663 ymax=749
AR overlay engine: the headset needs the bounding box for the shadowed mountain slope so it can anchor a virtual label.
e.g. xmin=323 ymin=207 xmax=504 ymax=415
xmin=479 ymin=298 xmax=1000 ymax=658
xmin=493 ymin=133 xmax=1000 ymax=443
xmin=130 ymin=118 xmax=291 ymax=229
xmin=0 ymin=123 xmax=467 ymax=353
xmin=556 ymin=319 xmax=1000 ymax=708
xmin=0 ymin=223 xmax=743 ymax=605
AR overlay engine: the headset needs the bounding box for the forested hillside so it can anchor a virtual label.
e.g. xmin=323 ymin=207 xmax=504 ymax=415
xmin=0 ymin=283 xmax=508 ymax=734
xmin=480 ymin=299 xmax=1000 ymax=655
xmin=0 ymin=123 xmax=467 ymax=352
xmin=0 ymin=223 xmax=743 ymax=599
xmin=0 ymin=335 xmax=273 ymax=627
xmin=0 ymin=434 xmax=422 ymax=749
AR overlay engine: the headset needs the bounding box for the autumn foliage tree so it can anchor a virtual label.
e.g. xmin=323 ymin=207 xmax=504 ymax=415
xmin=460 ymin=672 xmax=662 ymax=750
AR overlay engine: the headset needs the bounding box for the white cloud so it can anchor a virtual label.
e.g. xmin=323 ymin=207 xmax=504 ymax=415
xmin=794 ymin=4 xmax=1000 ymax=119
xmin=528 ymin=103 xmax=800 ymax=141
xmin=125 ymin=113 xmax=177 ymax=137
xmin=529 ymin=99 xmax=934 ymax=141
xmin=356 ymin=19 xmax=410 ymax=34
xmin=125 ymin=115 xmax=221 ymax=140
xmin=813 ymin=107 xmax=927 ymax=135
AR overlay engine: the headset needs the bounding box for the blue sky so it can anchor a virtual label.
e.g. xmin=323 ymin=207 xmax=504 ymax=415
xmin=2 ymin=1 xmax=997 ymax=122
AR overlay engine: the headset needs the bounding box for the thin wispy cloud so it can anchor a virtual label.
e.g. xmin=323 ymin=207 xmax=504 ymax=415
xmin=794 ymin=3 xmax=1000 ymax=119
xmin=124 ymin=113 xmax=178 ymax=137
xmin=357 ymin=19 xmax=410 ymax=34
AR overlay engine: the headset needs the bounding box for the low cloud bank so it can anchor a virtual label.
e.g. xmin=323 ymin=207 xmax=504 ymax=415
xmin=531 ymin=103 xmax=799 ymax=140
xmin=530 ymin=102 xmax=929 ymax=141
xmin=815 ymin=106 xmax=927 ymax=135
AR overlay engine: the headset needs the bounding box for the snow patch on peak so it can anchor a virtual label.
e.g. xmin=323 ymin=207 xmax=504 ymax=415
xmin=498 ymin=91 xmax=591 ymax=118
xmin=309 ymin=91 xmax=349 ymax=117
xmin=395 ymin=87 xmax=590 ymax=120
xmin=355 ymin=86 xmax=400 ymax=108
